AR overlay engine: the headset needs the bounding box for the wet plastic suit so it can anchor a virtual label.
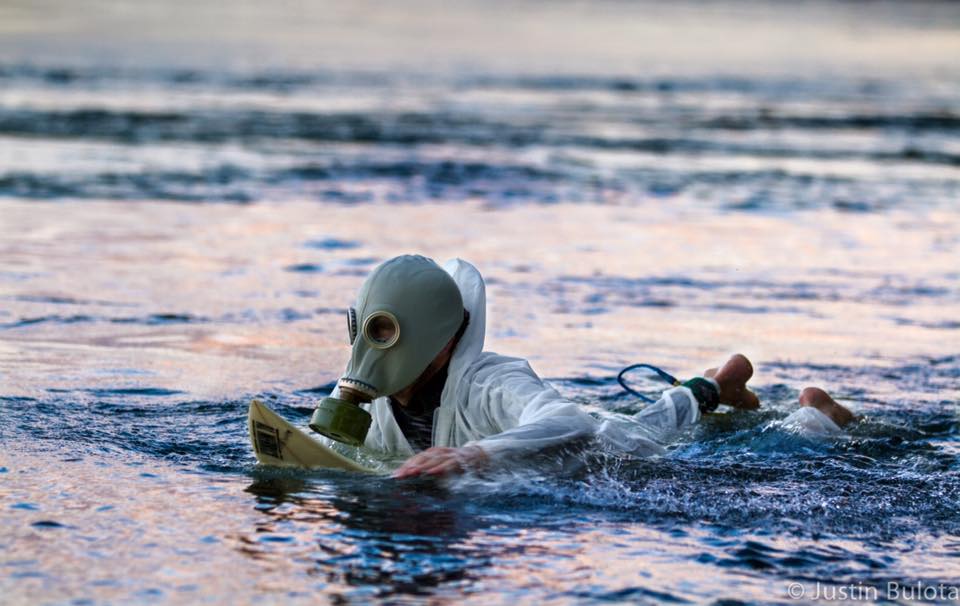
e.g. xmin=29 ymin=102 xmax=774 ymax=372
xmin=329 ymin=258 xmax=703 ymax=461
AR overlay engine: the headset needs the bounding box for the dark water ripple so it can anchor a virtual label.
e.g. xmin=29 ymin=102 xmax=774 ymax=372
xmin=537 ymin=272 xmax=959 ymax=320
xmin=2 ymin=162 xmax=955 ymax=209
xmin=0 ymin=64 xmax=939 ymax=97
xmin=0 ymin=308 xmax=347 ymax=330
xmin=1 ymin=64 xmax=957 ymax=207
xmin=4 ymin=107 xmax=960 ymax=149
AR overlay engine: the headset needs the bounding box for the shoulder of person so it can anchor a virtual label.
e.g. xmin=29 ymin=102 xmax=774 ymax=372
xmin=456 ymin=352 xmax=559 ymax=392
xmin=470 ymin=351 xmax=539 ymax=373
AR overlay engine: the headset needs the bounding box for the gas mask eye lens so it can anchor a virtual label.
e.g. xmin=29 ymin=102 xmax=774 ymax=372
xmin=346 ymin=307 xmax=358 ymax=344
xmin=362 ymin=311 xmax=400 ymax=349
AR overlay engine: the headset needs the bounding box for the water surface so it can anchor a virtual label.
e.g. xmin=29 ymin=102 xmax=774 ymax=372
xmin=1 ymin=1 xmax=959 ymax=604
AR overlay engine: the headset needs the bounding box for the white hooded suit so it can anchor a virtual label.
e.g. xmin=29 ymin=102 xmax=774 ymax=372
xmin=332 ymin=258 xmax=705 ymax=461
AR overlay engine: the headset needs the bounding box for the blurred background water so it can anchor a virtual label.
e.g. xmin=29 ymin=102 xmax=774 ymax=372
xmin=1 ymin=1 xmax=959 ymax=604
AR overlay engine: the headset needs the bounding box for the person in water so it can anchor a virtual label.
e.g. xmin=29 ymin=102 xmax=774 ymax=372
xmin=312 ymin=255 xmax=857 ymax=479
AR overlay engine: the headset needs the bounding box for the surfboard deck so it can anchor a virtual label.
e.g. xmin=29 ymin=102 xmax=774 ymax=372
xmin=248 ymin=400 xmax=377 ymax=473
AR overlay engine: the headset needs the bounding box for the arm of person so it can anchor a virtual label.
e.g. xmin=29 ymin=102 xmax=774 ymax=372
xmin=392 ymin=408 xmax=596 ymax=478
xmin=392 ymin=354 xmax=759 ymax=479
xmin=393 ymin=358 xmax=600 ymax=478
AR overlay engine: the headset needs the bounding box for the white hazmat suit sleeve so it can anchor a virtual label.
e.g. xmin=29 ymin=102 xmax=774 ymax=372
xmin=454 ymin=353 xmax=704 ymax=459
xmin=594 ymin=386 xmax=702 ymax=457
xmin=457 ymin=356 xmax=599 ymax=457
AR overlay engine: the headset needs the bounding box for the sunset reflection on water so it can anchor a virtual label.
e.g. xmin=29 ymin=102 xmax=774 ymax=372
xmin=1 ymin=199 xmax=956 ymax=397
xmin=2 ymin=0 xmax=959 ymax=603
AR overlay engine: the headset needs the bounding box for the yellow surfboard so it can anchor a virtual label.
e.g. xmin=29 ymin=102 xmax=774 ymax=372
xmin=247 ymin=400 xmax=378 ymax=473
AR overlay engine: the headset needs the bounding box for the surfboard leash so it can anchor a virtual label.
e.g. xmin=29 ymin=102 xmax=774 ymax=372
xmin=618 ymin=363 xmax=722 ymax=413
xmin=616 ymin=363 xmax=680 ymax=403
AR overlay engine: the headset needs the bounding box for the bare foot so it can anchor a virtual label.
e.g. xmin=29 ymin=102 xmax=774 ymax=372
xmin=799 ymin=387 xmax=856 ymax=428
xmin=704 ymin=354 xmax=760 ymax=410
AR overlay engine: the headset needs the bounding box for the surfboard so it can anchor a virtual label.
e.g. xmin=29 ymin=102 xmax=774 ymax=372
xmin=248 ymin=400 xmax=377 ymax=473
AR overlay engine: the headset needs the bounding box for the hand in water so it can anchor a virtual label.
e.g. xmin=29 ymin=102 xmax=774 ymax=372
xmin=392 ymin=445 xmax=489 ymax=479
xmin=704 ymin=353 xmax=760 ymax=410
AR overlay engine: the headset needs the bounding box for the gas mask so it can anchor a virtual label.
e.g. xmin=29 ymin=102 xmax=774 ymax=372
xmin=310 ymin=255 xmax=464 ymax=446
